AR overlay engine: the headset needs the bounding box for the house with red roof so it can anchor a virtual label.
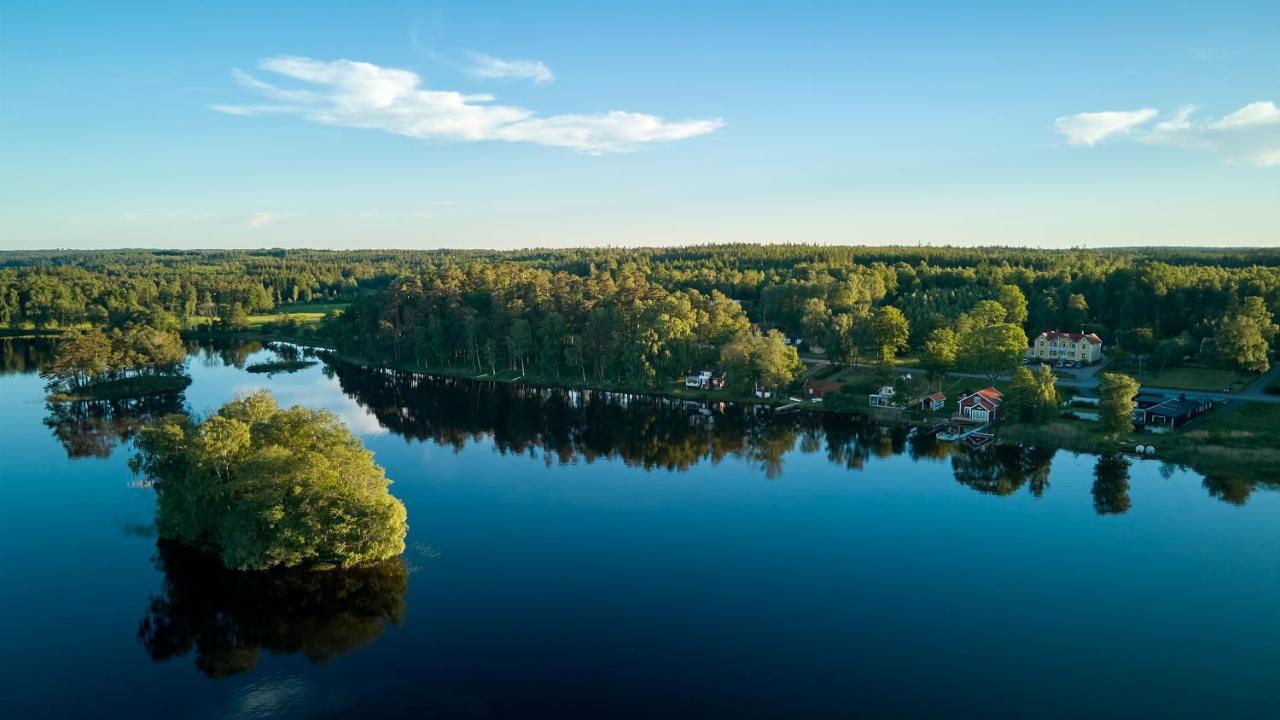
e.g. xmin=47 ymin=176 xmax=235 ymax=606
xmin=1027 ymin=330 xmax=1104 ymax=365
xmin=803 ymin=377 xmax=843 ymax=399
xmin=919 ymin=391 xmax=946 ymax=412
xmin=956 ymin=387 xmax=1004 ymax=422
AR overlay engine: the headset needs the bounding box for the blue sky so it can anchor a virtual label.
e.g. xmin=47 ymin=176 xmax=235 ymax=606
xmin=1 ymin=0 xmax=1277 ymax=249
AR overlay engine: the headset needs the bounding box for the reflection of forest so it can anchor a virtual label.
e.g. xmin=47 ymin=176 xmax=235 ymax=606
xmin=324 ymin=359 xmax=918 ymax=479
xmin=951 ymin=444 xmax=1057 ymax=497
xmin=185 ymin=338 xmax=265 ymax=369
xmin=322 ymin=358 xmax=1263 ymax=510
xmin=950 ymin=447 xmax=1138 ymax=514
xmin=138 ymin=541 xmax=407 ymax=678
xmin=43 ymin=394 xmax=185 ymax=459
xmin=1 ymin=337 xmax=56 ymax=375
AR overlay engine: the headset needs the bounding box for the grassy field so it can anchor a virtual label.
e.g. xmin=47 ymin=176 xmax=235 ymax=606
xmin=1132 ymin=363 xmax=1255 ymax=392
xmin=997 ymin=417 xmax=1116 ymax=454
xmin=48 ymin=374 xmax=192 ymax=402
xmin=245 ymin=302 xmax=348 ymax=328
xmin=1160 ymin=402 xmax=1280 ymax=480
xmin=1185 ymin=402 xmax=1280 ymax=449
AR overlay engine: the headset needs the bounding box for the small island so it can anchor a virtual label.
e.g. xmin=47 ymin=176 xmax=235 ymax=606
xmin=244 ymin=359 xmax=317 ymax=374
xmin=42 ymin=326 xmax=190 ymax=401
xmin=131 ymin=390 xmax=408 ymax=571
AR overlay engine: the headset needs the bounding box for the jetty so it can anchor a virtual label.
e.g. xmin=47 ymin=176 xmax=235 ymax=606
xmin=936 ymin=423 xmax=989 ymax=442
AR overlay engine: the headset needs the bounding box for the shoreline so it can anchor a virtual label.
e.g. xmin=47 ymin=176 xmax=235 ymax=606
xmin=30 ymin=329 xmax=1280 ymax=481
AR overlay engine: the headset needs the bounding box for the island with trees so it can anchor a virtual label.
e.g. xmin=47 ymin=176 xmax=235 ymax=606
xmin=41 ymin=325 xmax=190 ymax=401
xmin=130 ymin=390 xmax=408 ymax=571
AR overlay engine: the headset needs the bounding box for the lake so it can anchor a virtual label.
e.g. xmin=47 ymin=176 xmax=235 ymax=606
xmin=2 ymin=338 xmax=1278 ymax=719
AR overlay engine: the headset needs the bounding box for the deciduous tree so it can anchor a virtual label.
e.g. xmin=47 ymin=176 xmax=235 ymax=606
xmin=958 ymin=323 xmax=1028 ymax=385
xmin=131 ymin=391 xmax=408 ymax=571
xmin=1097 ymin=372 xmax=1139 ymax=437
xmin=871 ymin=306 xmax=910 ymax=362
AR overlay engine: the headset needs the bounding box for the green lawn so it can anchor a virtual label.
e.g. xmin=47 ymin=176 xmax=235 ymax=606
xmin=1132 ymin=364 xmax=1255 ymax=392
xmin=275 ymin=301 xmax=351 ymax=314
xmin=1188 ymin=402 xmax=1280 ymax=449
xmin=1158 ymin=402 xmax=1280 ymax=480
xmin=829 ymin=366 xmax=880 ymax=392
xmin=245 ymin=302 xmax=349 ymax=328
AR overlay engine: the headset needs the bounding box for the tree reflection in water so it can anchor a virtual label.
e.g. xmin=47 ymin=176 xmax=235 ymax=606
xmin=138 ymin=541 xmax=408 ymax=678
xmin=1 ymin=337 xmax=57 ymax=375
xmin=323 ymin=359 xmax=916 ymax=480
xmin=43 ymin=394 xmax=185 ymax=459
xmin=1092 ymin=452 xmax=1132 ymax=515
xmin=341 ymin=358 xmax=1257 ymax=516
xmin=186 ymin=338 xmax=264 ymax=369
xmin=950 ymin=444 xmax=1056 ymax=497
xmin=1203 ymin=476 xmax=1253 ymax=506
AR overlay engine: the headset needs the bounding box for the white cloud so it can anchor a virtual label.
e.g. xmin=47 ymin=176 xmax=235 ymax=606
xmin=215 ymin=56 xmax=723 ymax=154
xmin=1053 ymin=108 xmax=1158 ymax=146
xmin=1057 ymin=101 xmax=1280 ymax=167
xmin=1211 ymin=100 xmax=1280 ymax=130
xmin=247 ymin=211 xmax=293 ymax=228
xmin=467 ymin=52 xmax=555 ymax=84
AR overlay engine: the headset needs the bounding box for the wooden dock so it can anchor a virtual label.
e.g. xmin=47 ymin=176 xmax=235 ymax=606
xmin=936 ymin=423 xmax=989 ymax=442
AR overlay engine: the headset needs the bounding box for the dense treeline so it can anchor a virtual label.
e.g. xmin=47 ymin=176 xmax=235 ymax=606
xmin=328 ymin=266 xmax=769 ymax=388
xmin=3 ymin=246 xmax=1278 ymax=376
xmin=326 ymin=358 xmax=941 ymax=478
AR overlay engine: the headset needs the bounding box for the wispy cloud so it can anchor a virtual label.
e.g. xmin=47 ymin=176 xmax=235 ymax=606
xmin=247 ymin=211 xmax=293 ymax=228
xmin=1056 ymin=101 xmax=1280 ymax=167
xmin=1053 ymin=109 xmax=1158 ymax=146
xmin=467 ymin=52 xmax=554 ymax=84
xmin=214 ymin=56 xmax=724 ymax=154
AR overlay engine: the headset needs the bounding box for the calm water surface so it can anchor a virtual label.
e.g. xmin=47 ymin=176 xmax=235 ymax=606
xmin=2 ymin=339 xmax=1278 ymax=719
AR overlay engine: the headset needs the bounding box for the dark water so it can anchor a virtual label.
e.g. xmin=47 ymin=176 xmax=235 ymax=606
xmin=2 ymin=339 xmax=1278 ymax=719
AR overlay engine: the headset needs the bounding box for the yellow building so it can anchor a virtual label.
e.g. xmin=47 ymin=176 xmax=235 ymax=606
xmin=1027 ymin=331 xmax=1103 ymax=365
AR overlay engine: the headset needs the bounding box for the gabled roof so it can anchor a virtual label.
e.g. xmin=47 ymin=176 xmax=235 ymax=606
xmin=804 ymin=378 xmax=843 ymax=393
xmin=966 ymin=397 xmax=998 ymax=411
xmin=959 ymin=387 xmax=1002 ymax=409
xmin=974 ymin=387 xmax=1003 ymax=401
xmin=872 ymin=385 xmax=895 ymax=396
xmin=1037 ymin=330 xmax=1103 ymax=345
xmin=1147 ymin=396 xmax=1209 ymax=418
xmin=925 ymin=391 xmax=946 ymax=402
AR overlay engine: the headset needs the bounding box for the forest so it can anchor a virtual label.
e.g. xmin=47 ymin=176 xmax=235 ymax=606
xmin=3 ymin=246 xmax=1278 ymax=391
